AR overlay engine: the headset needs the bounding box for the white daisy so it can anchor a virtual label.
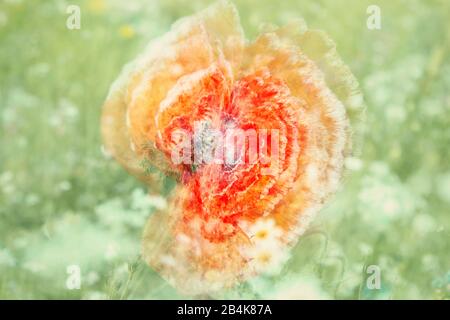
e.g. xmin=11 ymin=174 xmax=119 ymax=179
xmin=246 ymin=240 xmax=289 ymax=275
xmin=246 ymin=218 xmax=283 ymax=244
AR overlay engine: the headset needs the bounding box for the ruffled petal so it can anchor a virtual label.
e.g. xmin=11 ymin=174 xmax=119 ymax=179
xmin=240 ymin=23 xmax=364 ymax=242
xmin=102 ymin=1 xmax=244 ymax=177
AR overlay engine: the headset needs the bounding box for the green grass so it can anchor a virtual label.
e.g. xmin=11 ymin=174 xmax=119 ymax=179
xmin=0 ymin=0 xmax=449 ymax=299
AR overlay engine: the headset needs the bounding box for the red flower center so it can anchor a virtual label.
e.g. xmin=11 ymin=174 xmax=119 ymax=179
xmin=155 ymin=64 xmax=308 ymax=242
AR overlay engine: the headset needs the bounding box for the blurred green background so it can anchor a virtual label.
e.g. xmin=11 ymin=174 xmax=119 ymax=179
xmin=0 ymin=0 xmax=449 ymax=299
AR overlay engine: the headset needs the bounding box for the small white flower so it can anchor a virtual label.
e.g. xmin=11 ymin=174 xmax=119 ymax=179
xmin=246 ymin=218 xmax=282 ymax=244
xmin=247 ymin=241 xmax=289 ymax=275
xmin=344 ymin=157 xmax=363 ymax=171
xmin=242 ymin=218 xmax=288 ymax=275
xmin=358 ymin=162 xmax=420 ymax=230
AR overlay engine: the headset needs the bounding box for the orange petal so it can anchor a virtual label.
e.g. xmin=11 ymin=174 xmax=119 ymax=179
xmin=241 ymin=26 xmax=363 ymax=241
xmin=102 ymin=1 xmax=245 ymax=177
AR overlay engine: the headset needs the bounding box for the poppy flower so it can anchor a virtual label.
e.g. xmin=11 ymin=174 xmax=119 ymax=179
xmin=102 ymin=1 xmax=363 ymax=295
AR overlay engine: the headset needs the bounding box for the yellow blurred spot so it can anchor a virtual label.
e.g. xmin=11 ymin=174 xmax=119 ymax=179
xmin=119 ymin=25 xmax=136 ymax=39
xmin=255 ymin=229 xmax=268 ymax=240
xmin=256 ymin=252 xmax=272 ymax=264
xmin=87 ymin=0 xmax=107 ymax=14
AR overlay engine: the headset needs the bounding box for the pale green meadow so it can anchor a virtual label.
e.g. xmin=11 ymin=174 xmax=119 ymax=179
xmin=0 ymin=0 xmax=449 ymax=299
